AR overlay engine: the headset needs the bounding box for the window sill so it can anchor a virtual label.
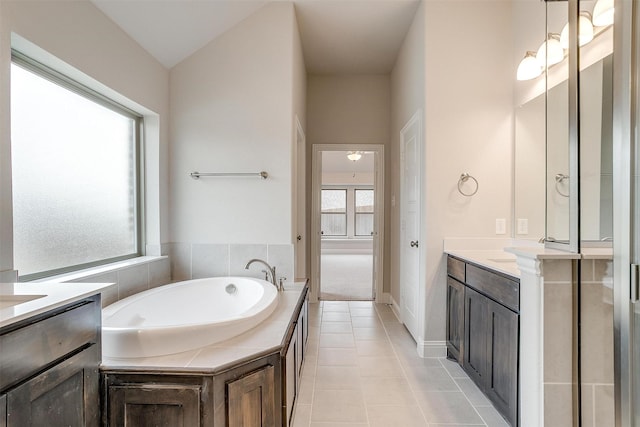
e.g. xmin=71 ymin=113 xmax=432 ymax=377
xmin=31 ymin=256 xmax=168 ymax=283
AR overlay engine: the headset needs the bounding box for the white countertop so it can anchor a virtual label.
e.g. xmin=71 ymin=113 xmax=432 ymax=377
xmin=101 ymin=282 xmax=308 ymax=373
xmin=445 ymin=245 xmax=613 ymax=281
xmin=0 ymin=281 xmax=116 ymax=329
xmin=445 ymin=249 xmax=521 ymax=279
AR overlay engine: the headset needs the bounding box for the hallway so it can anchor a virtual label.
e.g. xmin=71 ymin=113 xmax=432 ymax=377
xmin=291 ymin=300 xmax=508 ymax=426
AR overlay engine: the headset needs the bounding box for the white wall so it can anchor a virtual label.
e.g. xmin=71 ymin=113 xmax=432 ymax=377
xmin=390 ymin=1 xmax=425 ymax=306
xmin=168 ymin=3 xmax=304 ymax=281
xmin=0 ymin=0 xmax=170 ymax=280
xmin=306 ymin=74 xmax=391 ymax=292
xmin=421 ymin=1 xmax=514 ymax=348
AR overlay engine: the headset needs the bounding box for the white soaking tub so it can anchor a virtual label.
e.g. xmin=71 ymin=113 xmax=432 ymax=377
xmin=102 ymin=277 xmax=279 ymax=358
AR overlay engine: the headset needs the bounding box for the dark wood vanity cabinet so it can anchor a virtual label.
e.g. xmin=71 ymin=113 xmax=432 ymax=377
xmin=0 ymin=295 xmax=101 ymax=427
xmin=447 ymin=256 xmax=519 ymax=427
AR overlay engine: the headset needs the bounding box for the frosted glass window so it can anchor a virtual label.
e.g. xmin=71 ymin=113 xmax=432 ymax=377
xmin=11 ymin=59 xmax=141 ymax=279
xmin=321 ymin=189 xmax=346 ymax=236
xmin=355 ymin=189 xmax=374 ymax=236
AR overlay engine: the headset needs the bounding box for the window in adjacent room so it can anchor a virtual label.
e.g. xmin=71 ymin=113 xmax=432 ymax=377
xmin=354 ymin=189 xmax=374 ymax=236
xmin=10 ymin=51 xmax=142 ymax=280
xmin=321 ymin=189 xmax=347 ymax=236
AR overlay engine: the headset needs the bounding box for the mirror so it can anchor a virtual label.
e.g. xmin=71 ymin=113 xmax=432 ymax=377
xmin=514 ymin=0 xmax=613 ymax=247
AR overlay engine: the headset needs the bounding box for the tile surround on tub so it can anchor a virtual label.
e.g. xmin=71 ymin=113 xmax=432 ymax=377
xmin=167 ymin=242 xmax=295 ymax=285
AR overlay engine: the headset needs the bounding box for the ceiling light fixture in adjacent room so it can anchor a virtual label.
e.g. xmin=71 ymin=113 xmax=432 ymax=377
xmin=536 ymin=33 xmax=564 ymax=68
xmin=347 ymin=151 xmax=362 ymax=162
xmin=593 ymin=0 xmax=614 ymax=26
xmin=560 ymin=12 xmax=595 ymax=49
xmin=516 ymin=51 xmax=543 ymax=81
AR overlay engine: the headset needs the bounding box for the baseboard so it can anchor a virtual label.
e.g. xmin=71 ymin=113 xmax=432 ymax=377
xmin=417 ymin=340 xmax=447 ymax=358
xmin=389 ymin=295 xmax=402 ymax=321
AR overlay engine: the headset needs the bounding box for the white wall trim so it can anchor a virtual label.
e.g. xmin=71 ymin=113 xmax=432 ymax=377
xmin=416 ymin=340 xmax=447 ymax=358
xmin=390 ymin=294 xmax=401 ymax=320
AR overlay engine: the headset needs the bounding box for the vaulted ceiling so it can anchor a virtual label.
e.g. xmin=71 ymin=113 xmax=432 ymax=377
xmin=91 ymin=0 xmax=420 ymax=73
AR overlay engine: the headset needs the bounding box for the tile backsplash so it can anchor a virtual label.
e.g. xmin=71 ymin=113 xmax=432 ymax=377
xmin=168 ymin=243 xmax=294 ymax=285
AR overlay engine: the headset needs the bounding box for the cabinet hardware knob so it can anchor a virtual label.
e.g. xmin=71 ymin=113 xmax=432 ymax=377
xmin=410 ymin=240 xmax=419 ymax=248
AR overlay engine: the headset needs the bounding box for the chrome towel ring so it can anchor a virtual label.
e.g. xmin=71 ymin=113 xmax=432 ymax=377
xmin=458 ymin=173 xmax=479 ymax=197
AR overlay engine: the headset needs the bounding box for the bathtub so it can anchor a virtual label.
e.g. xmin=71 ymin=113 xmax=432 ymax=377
xmin=102 ymin=277 xmax=279 ymax=359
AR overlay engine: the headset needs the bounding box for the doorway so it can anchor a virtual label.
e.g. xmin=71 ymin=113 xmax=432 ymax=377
xmin=310 ymin=144 xmax=384 ymax=303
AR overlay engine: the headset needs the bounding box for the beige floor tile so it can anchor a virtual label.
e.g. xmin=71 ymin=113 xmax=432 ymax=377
xmin=350 ymin=307 xmax=377 ymax=317
xmin=322 ymin=311 xmax=352 ymax=322
xmin=349 ymin=301 xmax=375 ymax=308
xmin=319 ymin=333 xmax=356 ymax=348
xmin=321 ymin=321 xmax=353 ymax=334
xmin=311 ymin=389 xmax=368 ymax=423
xmin=355 ymin=339 xmax=395 ymax=356
xmin=475 ymin=405 xmax=510 ymax=427
xmin=361 ymin=377 xmax=418 ymax=406
xmin=317 ymin=347 xmax=359 ymax=366
xmin=351 ymin=316 xmax=383 ymax=328
xmin=292 ymin=404 xmax=311 ymax=427
xmin=366 ymin=405 xmax=427 ymax=427
xmin=455 ymin=378 xmax=491 ymax=406
xmin=405 ymin=366 xmax=460 ymax=392
xmin=297 ymin=376 xmax=315 ymax=404
xmin=314 ymin=365 xmax=362 ymax=390
xmin=415 ymin=391 xmax=484 ymax=424
xmin=358 ymin=356 xmax=405 ymax=378
xmin=440 ymin=357 xmax=470 ymax=378
xmin=353 ymin=327 xmax=389 ymax=341
xmin=322 ymin=301 xmax=351 ymax=311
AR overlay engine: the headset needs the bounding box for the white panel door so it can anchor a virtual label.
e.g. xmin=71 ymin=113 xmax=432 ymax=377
xmin=400 ymin=112 xmax=422 ymax=340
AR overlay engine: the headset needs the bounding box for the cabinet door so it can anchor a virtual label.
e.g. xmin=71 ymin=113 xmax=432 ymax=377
xmin=108 ymin=383 xmax=201 ymax=427
xmin=7 ymin=345 xmax=99 ymax=427
xmin=463 ymin=287 xmax=488 ymax=387
xmin=284 ymin=332 xmax=297 ymax=426
xmin=0 ymin=394 xmax=6 ymax=427
xmin=227 ymin=365 xmax=276 ymax=427
xmin=486 ymin=300 xmax=518 ymax=426
xmin=296 ymin=309 xmax=305 ymax=379
xmin=446 ymin=277 xmax=465 ymax=363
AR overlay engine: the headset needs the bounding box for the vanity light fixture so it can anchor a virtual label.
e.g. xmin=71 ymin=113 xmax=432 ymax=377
xmin=517 ymin=51 xmax=543 ymax=81
xmin=593 ymin=0 xmax=614 ymax=26
xmin=536 ymin=33 xmax=564 ymax=68
xmin=560 ymin=12 xmax=594 ymax=49
xmin=347 ymin=151 xmax=362 ymax=162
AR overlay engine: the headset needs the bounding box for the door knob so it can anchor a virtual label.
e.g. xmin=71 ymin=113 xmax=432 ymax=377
xmin=410 ymin=240 xmax=419 ymax=248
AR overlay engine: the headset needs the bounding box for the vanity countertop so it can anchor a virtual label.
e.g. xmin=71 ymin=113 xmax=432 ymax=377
xmin=445 ymin=249 xmax=521 ymax=279
xmin=100 ymin=281 xmax=308 ymax=373
xmin=0 ymin=281 xmax=116 ymax=329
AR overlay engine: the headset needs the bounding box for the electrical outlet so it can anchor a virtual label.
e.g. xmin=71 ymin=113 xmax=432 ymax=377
xmin=495 ymin=218 xmax=506 ymax=235
xmin=517 ymin=218 xmax=529 ymax=235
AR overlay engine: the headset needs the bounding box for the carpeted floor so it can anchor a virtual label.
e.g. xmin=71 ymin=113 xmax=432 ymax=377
xmin=320 ymin=253 xmax=374 ymax=300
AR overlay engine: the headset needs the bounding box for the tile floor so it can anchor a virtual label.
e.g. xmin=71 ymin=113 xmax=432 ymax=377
xmin=291 ymin=300 xmax=510 ymax=427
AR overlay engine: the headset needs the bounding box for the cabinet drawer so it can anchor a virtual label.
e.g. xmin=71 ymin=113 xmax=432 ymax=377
xmin=0 ymin=299 xmax=99 ymax=391
xmin=447 ymin=256 xmax=466 ymax=282
xmin=466 ymin=265 xmax=519 ymax=312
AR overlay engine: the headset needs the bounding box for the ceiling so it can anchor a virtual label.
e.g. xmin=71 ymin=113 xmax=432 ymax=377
xmin=91 ymin=0 xmax=420 ymax=73
xmin=322 ymin=151 xmax=374 ymax=174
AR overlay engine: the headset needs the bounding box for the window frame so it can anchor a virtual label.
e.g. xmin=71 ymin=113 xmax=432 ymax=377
xmin=11 ymin=50 xmax=145 ymax=281
xmin=320 ymin=188 xmax=348 ymax=237
xmin=354 ymin=188 xmax=375 ymax=237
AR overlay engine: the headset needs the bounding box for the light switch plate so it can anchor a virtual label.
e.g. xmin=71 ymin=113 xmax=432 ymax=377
xmin=517 ymin=218 xmax=528 ymax=235
xmin=495 ymin=218 xmax=506 ymax=235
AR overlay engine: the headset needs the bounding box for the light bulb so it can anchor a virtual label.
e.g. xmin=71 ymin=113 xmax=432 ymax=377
xmin=593 ymin=0 xmax=614 ymax=26
xmin=536 ymin=34 xmax=564 ymax=68
xmin=560 ymin=12 xmax=594 ymax=49
xmin=517 ymin=51 xmax=543 ymax=81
